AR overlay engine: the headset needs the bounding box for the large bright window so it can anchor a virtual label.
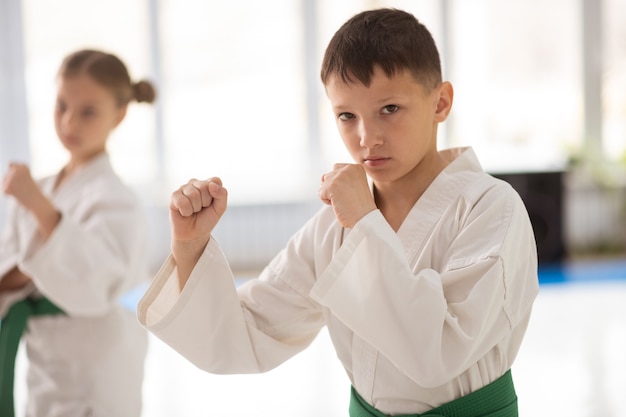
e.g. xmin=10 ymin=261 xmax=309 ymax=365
xmin=21 ymin=0 xmax=157 ymax=185
xmin=446 ymin=0 xmax=581 ymax=173
xmin=157 ymin=0 xmax=311 ymax=203
xmin=604 ymin=0 xmax=626 ymax=161
xmin=8 ymin=0 xmax=623 ymax=208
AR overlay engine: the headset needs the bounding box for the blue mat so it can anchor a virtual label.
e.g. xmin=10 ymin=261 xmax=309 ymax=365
xmin=119 ymin=259 xmax=626 ymax=311
xmin=539 ymin=259 xmax=626 ymax=285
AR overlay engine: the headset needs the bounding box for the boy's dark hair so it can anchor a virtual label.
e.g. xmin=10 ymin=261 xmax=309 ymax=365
xmin=320 ymin=8 xmax=442 ymax=90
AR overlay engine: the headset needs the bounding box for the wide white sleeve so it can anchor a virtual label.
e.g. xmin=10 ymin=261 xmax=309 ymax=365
xmin=310 ymin=192 xmax=538 ymax=388
xmin=0 ymin=199 xmax=20 ymax=278
xmin=0 ymin=200 xmax=36 ymax=316
xmin=138 ymin=237 xmax=324 ymax=374
xmin=18 ymin=191 xmax=149 ymax=317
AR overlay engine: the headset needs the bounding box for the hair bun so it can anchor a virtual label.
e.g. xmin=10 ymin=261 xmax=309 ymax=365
xmin=133 ymin=80 xmax=157 ymax=103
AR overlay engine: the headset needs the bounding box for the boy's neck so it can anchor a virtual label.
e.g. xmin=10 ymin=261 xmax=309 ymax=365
xmin=373 ymin=152 xmax=448 ymax=232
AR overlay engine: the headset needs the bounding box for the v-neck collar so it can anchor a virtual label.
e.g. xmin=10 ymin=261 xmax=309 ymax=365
xmin=395 ymin=147 xmax=483 ymax=263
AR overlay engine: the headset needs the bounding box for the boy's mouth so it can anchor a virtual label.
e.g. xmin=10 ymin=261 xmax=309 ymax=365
xmin=363 ymin=156 xmax=390 ymax=166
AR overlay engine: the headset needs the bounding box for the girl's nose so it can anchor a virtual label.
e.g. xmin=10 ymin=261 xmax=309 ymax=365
xmin=61 ymin=111 xmax=78 ymax=130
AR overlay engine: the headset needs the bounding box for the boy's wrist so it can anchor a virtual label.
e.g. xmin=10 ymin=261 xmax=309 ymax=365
xmin=171 ymin=237 xmax=210 ymax=286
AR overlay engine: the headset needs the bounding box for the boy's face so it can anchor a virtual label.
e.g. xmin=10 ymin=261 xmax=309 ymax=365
xmin=325 ymin=66 xmax=451 ymax=186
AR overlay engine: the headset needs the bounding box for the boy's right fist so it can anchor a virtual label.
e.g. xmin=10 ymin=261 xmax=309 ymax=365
xmin=169 ymin=177 xmax=228 ymax=243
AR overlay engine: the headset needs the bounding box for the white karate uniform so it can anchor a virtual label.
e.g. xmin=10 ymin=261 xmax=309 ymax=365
xmin=0 ymin=153 xmax=149 ymax=417
xmin=138 ymin=147 xmax=540 ymax=415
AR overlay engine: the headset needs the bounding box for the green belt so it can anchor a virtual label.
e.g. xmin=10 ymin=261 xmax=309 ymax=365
xmin=0 ymin=297 xmax=65 ymax=417
xmin=350 ymin=370 xmax=518 ymax=417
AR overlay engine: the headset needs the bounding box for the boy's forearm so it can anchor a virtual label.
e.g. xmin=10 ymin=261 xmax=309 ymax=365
xmin=172 ymin=238 xmax=210 ymax=290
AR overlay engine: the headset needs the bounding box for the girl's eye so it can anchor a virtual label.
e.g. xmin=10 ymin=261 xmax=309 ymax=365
xmin=56 ymin=101 xmax=66 ymax=113
xmin=338 ymin=112 xmax=355 ymax=121
xmin=82 ymin=107 xmax=97 ymax=118
xmin=382 ymin=104 xmax=399 ymax=114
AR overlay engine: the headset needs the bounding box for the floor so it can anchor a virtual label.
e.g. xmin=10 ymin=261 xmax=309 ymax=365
xmin=14 ymin=258 xmax=626 ymax=417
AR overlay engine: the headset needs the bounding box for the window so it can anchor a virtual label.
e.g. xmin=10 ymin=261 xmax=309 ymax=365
xmin=4 ymin=0 xmax=620 ymax=209
xmin=446 ymin=0 xmax=580 ymax=173
xmin=21 ymin=0 xmax=156 ymax=184
xmin=157 ymin=0 xmax=310 ymax=203
xmin=604 ymin=0 xmax=626 ymax=161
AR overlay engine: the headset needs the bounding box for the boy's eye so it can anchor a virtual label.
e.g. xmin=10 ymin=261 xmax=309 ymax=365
xmin=381 ymin=104 xmax=399 ymax=114
xmin=338 ymin=112 xmax=355 ymax=121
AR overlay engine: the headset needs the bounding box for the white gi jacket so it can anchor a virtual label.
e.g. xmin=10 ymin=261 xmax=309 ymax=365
xmin=0 ymin=154 xmax=149 ymax=417
xmin=138 ymin=147 xmax=539 ymax=415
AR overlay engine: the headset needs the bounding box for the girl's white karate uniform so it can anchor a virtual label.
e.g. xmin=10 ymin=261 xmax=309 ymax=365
xmin=0 ymin=154 xmax=149 ymax=417
xmin=138 ymin=147 xmax=540 ymax=415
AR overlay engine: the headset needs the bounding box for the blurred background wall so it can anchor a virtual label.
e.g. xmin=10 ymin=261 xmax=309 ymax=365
xmin=2 ymin=0 xmax=625 ymax=273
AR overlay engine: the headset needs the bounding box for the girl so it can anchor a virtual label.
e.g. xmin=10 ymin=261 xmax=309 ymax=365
xmin=0 ymin=49 xmax=156 ymax=417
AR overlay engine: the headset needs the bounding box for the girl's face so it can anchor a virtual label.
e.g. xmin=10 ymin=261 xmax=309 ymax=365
xmin=325 ymin=66 xmax=452 ymax=188
xmin=54 ymin=73 xmax=126 ymax=164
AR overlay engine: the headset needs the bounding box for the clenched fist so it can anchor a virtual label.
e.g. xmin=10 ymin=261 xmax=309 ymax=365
xmin=169 ymin=177 xmax=228 ymax=244
xmin=2 ymin=163 xmax=43 ymax=211
xmin=169 ymin=177 xmax=228 ymax=288
xmin=319 ymin=163 xmax=377 ymax=228
xmin=2 ymin=162 xmax=60 ymax=238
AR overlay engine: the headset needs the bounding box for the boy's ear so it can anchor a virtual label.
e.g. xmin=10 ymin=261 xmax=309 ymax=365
xmin=434 ymin=81 xmax=453 ymax=122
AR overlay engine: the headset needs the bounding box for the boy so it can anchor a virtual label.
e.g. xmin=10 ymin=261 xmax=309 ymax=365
xmin=138 ymin=8 xmax=539 ymax=416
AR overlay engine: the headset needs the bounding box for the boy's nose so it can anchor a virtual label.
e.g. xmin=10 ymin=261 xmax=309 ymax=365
xmin=358 ymin=120 xmax=383 ymax=148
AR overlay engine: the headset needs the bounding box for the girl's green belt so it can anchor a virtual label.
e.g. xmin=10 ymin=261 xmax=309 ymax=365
xmin=0 ymin=297 xmax=65 ymax=417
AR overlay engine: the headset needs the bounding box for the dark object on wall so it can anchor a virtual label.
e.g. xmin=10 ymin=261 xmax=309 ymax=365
xmin=491 ymin=171 xmax=565 ymax=264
